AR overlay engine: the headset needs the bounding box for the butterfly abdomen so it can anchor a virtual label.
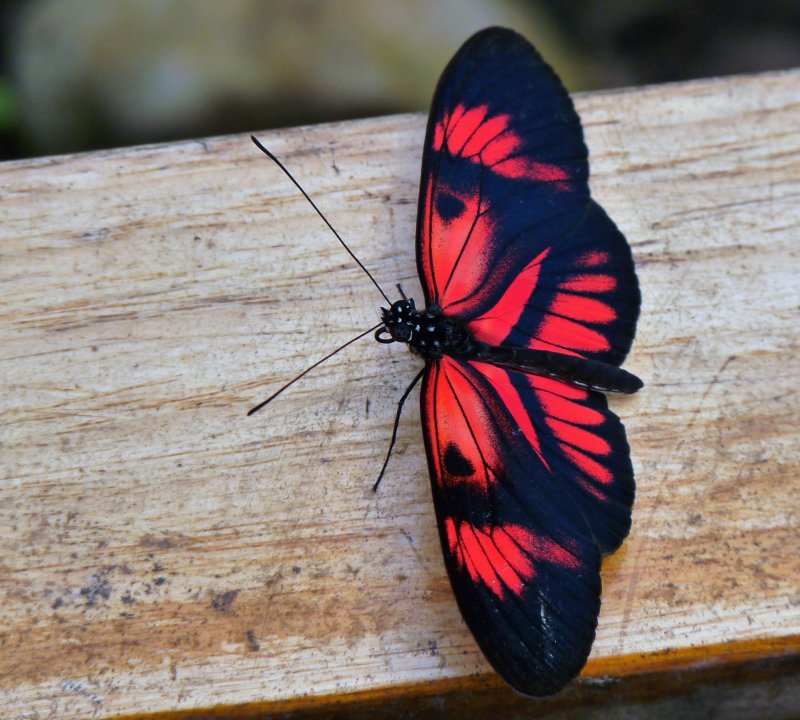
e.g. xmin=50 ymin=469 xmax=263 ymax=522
xmin=476 ymin=345 xmax=644 ymax=395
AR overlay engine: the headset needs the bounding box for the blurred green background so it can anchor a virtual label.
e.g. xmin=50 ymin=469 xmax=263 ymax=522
xmin=2 ymin=0 xmax=799 ymax=160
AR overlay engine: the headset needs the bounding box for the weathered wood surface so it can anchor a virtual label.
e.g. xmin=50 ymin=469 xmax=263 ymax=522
xmin=1 ymin=69 xmax=799 ymax=719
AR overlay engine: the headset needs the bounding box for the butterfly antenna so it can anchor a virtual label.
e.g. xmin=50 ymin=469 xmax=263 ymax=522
xmin=251 ymin=135 xmax=391 ymax=305
xmin=248 ymin=322 xmax=382 ymax=416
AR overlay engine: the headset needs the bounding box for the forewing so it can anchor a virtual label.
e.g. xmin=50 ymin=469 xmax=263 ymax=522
xmin=417 ymin=28 xmax=588 ymax=313
xmin=416 ymin=27 xmax=639 ymax=366
xmin=421 ymin=356 xmax=635 ymax=695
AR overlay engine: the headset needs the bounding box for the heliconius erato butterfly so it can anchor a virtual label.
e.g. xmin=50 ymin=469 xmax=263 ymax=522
xmin=251 ymin=27 xmax=642 ymax=697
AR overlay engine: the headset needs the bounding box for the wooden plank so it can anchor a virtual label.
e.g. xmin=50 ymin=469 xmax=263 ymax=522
xmin=1 ymin=69 xmax=799 ymax=719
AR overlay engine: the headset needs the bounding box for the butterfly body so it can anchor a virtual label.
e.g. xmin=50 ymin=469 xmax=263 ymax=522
xmin=378 ymin=298 xmax=643 ymax=394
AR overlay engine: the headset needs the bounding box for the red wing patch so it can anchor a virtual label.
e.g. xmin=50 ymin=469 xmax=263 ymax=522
xmin=467 ymin=248 xmax=550 ymax=345
xmin=419 ymin=181 xmax=496 ymax=313
xmin=424 ymin=358 xmax=550 ymax=488
xmin=423 ymin=356 xmax=502 ymax=494
xmin=445 ymin=518 xmax=581 ymax=600
xmin=433 ymin=104 xmax=573 ymax=187
xmin=528 ymin=249 xmax=621 ymax=356
xmin=528 ymin=376 xmax=618 ymax=499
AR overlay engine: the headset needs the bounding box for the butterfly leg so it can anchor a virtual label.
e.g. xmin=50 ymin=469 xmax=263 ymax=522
xmin=372 ymin=367 xmax=425 ymax=492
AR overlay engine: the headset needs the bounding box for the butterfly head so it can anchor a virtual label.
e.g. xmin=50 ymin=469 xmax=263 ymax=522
xmin=376 ymin=298 xmax=417 ymax=344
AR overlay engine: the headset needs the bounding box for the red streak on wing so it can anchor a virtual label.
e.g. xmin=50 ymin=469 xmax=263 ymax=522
xmin=562 ymin=446 xmax=614 ymax=485
xmin=447 ymin=105 xmax=489 ymax=155
xmin=535 ymin=387 xmax=605 ymax=426
xmin=528 ymin=530 xmax=582 ymax=570
xmin=479 ymin=132 xmax=521 ymax=164
xmin=549 ymin=292 xmax=617 ymax=324
xmin=433 ymin=103 xmax=571 ymax=186
xmin=449 ymin=104 xmax=467 ymax=127
xmin=433 ymin=119 xmax=445 ymax=151
xmin=462 ymin=115 xmax=512 ymax=157
xmin=420 ymin=182 xmax=434 ymax=294
xmin=468 ymin=248 xmax=550 ymax=345
xmin=529 ymin=376 xmax=616 ymax=498
xmin=578 ymin=250 xmax=611 ymax=268
xmin=546 ymin=418 xmax=611 ymax=455
xmin=492 ymin=157 xmax=571 ymax=184
xmin=530 ymin=375 xmax=589 ymax=400
xmin=528 ymin=255 xmax=619 ymax=354
xmin=468 ymin=360 xmax=549 ymax=469
xmin=446 ymin=519 xmax=581 ymax=599
xmin=466 ymin=522 xmax=530 ymax=598
xmin=534 ymin=315 xmax=611 ymax=353
xmin=446 ymin=519 xmax=533 ymax=598
xmin=446 ymin=518 xmax=500 ymax=594
xmin=528 ymin=338 xmax=583 ymax=356
xmin=579 ymin=479 xmax=608 ymax=501
xmin=445 ymin=517 xmax=460 ymax=562
xmin=424 ymin=367 xmax=443 ymax=490
xmin=560 ymin=274 xmax=618 ymax=293
xmin=433 ymin=105 xmax=466 ymax=151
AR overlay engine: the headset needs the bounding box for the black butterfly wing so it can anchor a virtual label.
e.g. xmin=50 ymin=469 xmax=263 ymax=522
xmin=416 ymin=27 xmax=640 ymax=367
xmin=421 ymin=357 xmax=612 ymax=695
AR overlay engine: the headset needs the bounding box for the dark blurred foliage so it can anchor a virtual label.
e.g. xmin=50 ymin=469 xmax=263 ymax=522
xmin=542 ymin=0 xmax=800 ymax=87
xmin=0 ymin=1 xmax=26 ymax=159
xmin=1 ymin=0 xmax=798 ymax=161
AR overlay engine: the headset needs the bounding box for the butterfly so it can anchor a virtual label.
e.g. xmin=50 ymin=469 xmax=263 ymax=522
xmin=251 ymin=26 xmax=642 ymax=698
xmin=372 ymin=27 xmax=642 ymax=696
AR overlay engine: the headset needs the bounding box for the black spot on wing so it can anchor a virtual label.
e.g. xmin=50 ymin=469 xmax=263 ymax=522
xmin=444 ymin=442 xmax=475 ymax=477
xmin=436 ymin=190 xmax=466 ymax=222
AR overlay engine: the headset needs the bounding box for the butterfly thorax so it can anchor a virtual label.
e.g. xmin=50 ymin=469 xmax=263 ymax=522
xmin=376 ymin=298 xmax=476 ymax=360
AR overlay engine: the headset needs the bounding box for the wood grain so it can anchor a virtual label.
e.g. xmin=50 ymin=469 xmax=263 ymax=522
xmin=1 ymin=69 xmax=799 ymax=719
